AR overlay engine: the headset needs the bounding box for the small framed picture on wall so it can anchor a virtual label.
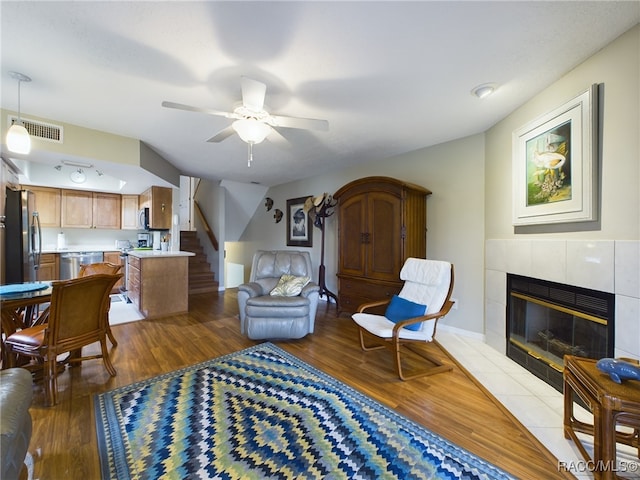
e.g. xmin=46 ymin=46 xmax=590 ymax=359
xmin=286 ymin=197 xmax=312 ymax=247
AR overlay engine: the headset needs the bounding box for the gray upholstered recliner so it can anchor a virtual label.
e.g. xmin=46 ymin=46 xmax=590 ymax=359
xmin=1 ymin=368 xmax=33 ymax=480
xmin=238 ymin=250 xmax=320 ymax=340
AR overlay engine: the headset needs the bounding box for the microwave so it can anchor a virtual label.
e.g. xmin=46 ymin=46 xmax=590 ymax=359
xmin=138 ymin=207 xmax=150 ymax=230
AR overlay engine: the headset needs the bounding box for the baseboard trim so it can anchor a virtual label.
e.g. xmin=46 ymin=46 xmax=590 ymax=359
xmin=438 ymin=324 xmax=486 ymax=342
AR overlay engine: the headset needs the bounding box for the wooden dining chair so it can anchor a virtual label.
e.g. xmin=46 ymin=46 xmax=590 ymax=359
xmin=4 ymin=274 xmax=122 ymax=406
xmin=79 ymin=262 xmax=122 ymax=346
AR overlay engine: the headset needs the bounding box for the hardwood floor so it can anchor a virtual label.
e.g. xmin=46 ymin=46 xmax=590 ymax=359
xmin=24 ymin=291 xmax=574 ymax=480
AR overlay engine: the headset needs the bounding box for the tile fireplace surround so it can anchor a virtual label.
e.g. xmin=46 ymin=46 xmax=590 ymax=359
xmin=485 ymin=239 xmax=640 ymax=360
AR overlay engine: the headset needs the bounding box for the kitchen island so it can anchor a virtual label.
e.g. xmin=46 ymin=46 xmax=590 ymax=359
xmin=127 ymin=250 xmax=195 ymax=319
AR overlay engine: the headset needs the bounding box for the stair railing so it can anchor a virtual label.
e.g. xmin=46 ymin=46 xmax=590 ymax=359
xmin=194 ymin=200 xmax=219 ymax=251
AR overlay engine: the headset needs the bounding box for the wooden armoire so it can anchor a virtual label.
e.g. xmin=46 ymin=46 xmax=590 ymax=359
xmin=333 ymin=176 xmax=431 ymax=314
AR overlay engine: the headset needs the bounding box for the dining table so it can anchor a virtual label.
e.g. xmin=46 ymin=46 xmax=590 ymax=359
xmin=0 ymin=281 xmax=53 ymax=368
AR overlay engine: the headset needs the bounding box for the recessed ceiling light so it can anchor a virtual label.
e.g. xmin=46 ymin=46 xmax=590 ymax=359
xmin=471 ymin=83 xmax=498 ymax=99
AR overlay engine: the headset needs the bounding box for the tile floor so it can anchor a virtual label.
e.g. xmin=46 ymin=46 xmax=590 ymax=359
xmin=108 ymin=294 xmax=144 ymax=325
xmin=437 ymin=331 xmax=640 ymax=480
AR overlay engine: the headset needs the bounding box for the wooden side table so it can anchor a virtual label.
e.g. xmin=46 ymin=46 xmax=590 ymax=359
xmin=564 ymin=355 xmax=640 ymax=479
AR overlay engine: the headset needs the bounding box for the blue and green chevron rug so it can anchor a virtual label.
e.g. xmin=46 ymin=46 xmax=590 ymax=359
xmin=94 ymin=343 xmax=514 ymax=479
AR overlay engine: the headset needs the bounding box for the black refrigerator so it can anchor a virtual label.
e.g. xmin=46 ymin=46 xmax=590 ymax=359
xmin=3 ymin=188 xmax=42 ymax=284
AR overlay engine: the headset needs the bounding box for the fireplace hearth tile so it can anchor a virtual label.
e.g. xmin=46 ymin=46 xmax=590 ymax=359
xmin=566 ymin=240 xmax=614 ymax=292
xmin=531 ymin=240 xmax=566 ymax=283
xmin=506 ymin=239 xmax=532 ymax=276
xmin=471 ymin=370 xmax=532 ymax=396
xmin=437 ymin=330 xmax=593 ymax=474
xmin=498 ymin=395 xmax=562 ymax=428
xmin=615 ymin=240 xmax=640 ymax=298
xmin=615 ymin=295 xmax=640 ymax=357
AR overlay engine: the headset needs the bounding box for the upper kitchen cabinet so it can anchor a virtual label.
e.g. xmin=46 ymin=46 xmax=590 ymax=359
xmin=121 ymin=194 xmax=139 ymax=230
xmin=62 ymin=189 xmax=121 ymax=229
xmin=94 ymin=192 xmax=122 ymax=229
xmin=139 ymin=186 xmax=172 ymax=230
xmin=28 ymin=186 xmax=61 ymax=228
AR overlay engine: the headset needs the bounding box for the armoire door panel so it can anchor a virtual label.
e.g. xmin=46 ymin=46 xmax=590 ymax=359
xmin=367 ymin=192 xmax=401 ymax=280
xmin=334 ymin=176 xmax=431 ymax=314
xmin=338 ymin=196 xmax=366 ymax=275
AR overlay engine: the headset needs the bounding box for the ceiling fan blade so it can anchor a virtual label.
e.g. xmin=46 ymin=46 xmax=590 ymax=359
xmin=269 ymin=114 xmax=329 ymax=131
xmin=162 ymin=101 xmax=235 ymax=119
xmin=206 ymin=126 xmax=236 ymax=143
xmin=266 ymin=127 xmax=289 ymax=148
xmin=241 ymin=77 xmax=266 ymax=112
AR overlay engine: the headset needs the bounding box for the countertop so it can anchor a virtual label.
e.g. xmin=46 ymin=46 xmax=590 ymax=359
xmin=127 ymin=250 xmax=195 ymax=258
xmin=41 ymin=245 xmax=194 ymax=257
xmin=43 ymin=245 xmax=124 ymax=254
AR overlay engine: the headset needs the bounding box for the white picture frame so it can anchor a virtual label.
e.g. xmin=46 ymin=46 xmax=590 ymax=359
xmin=512 ymin=84 xmax=598 ymax=226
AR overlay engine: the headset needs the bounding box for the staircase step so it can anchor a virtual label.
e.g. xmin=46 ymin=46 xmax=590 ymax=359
xmin=191 ymin=272 xmax=215 ymax=281
xmin=188 ymin=284 xmax=219 ymax=294
xmin=181 ymin=230 xmax=217 ymax=295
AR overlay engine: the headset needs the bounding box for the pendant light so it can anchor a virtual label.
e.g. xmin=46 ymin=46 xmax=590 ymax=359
xmin=6 ymin=71 xmax=32 ymax=154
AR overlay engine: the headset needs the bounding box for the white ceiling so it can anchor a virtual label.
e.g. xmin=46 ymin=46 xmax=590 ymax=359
xmin=1 ymin=1 xmax=639 ymax=191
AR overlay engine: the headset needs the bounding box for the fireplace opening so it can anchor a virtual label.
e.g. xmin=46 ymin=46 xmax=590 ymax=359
xmin=506 ymin=274 xmax=615 ymax=393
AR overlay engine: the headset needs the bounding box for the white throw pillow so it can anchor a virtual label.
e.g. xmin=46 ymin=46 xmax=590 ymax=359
xmin=270 ymin=274 xmax=310 ymax=296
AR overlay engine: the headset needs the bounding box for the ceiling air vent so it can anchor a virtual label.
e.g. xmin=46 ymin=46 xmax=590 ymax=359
xmin=8 ymin=115 xmax=63 ymax=143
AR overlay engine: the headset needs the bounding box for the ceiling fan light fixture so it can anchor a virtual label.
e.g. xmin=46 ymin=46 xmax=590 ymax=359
xmin=232 ymin=118 xmax=271 ymax=145
xmin=471 ymin=83 xmax=497 ymax=99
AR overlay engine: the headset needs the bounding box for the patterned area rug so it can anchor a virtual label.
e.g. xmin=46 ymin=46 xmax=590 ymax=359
xmin=94 ymin=343 xmax=514 ymax=479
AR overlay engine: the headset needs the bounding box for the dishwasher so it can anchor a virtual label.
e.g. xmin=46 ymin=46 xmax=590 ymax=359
xmin=60 ymin=252 xmax=104 ymax=279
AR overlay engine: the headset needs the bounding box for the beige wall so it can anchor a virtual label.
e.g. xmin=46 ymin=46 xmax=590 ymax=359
xmin=139 ymin=142 xmax=181 ymax=187
xmin=237 ymin=133 xmax=486 ymax=332
xmin=482 ymin=24 xmax=639 ymax=355
xmin=235 ymin=24 xmax=639 ymax=338
xmin=0 ymin=109 xmax=140 ymax=166
xmin=486 ymin=24 xmax=639 ymax=241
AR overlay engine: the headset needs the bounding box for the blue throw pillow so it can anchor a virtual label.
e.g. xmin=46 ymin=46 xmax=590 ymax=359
xmin=384 ymin=295 xmax=427 ymax=331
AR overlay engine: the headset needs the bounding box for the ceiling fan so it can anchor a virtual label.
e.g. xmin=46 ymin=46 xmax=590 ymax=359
xmin=162 ymin=76 xmax=329 ymax=166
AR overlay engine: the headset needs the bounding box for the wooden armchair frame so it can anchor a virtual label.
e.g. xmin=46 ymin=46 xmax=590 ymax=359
xmin=79 ymin=262 xmax=122 ymax=346
xmin=355 ymin=263 xmax=455 ymax=381
xmin=5 ymin=274 xmax=122 ymax=406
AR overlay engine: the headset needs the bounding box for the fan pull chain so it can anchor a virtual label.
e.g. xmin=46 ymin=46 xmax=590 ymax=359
xmin=247 ymin=143 xmax=253 ymax=167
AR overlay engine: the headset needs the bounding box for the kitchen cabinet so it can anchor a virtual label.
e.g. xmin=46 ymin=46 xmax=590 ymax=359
xmin=28 ymin=186 xmax=61 ymax=228
xmin=333 ymin=176 xmax=431 ymax=314
xmin=127 ymin=253 xmax=188 ymax=318
xmin=104 ymin=251 xmax=125 ymax=292
xmin=139 ymin=186 xmax=172 ymax=230
xmin=61 ymin=190 xmax=92 ymax=228
xmin=61 ymin=190 xmax=121 ymax=229
xmin=121 ymin=194 xmax=139 ymax=230
xmin=93 ymin=193 xmax=121 ymax=229
xmin=37 ymin=253 xmax=59 ymax=281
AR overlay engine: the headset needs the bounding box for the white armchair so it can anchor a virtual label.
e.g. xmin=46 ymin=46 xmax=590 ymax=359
xmin=352 ymin=258 xmax=455 ymax=380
